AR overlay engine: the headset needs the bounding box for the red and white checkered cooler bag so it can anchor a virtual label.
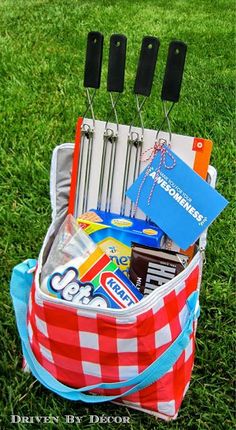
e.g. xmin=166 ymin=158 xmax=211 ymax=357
xmin=10 ymin=143 xmax=216 ymax=421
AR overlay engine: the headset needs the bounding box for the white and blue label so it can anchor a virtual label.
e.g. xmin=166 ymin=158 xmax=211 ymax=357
xmin=126 ymin=145 xmax=228 ymax=250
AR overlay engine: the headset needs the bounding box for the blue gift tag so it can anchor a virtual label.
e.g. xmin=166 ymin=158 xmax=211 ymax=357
xmin=126 ymin=145 xmax=228 ymax=250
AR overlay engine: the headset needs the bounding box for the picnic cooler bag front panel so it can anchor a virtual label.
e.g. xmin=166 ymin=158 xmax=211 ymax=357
xmin=30 ymin=242 xmax=202 ymax=419
xmin=20 ymin=143 xmax=204 ymax=419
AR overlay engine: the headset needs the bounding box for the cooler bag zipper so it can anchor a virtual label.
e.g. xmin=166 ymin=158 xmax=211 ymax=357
xmin=35 ymin=244 xmax=202 ymax=319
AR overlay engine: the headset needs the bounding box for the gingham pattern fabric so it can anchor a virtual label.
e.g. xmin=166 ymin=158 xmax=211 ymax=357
xmin=27 ymin=261 xmax=201 ymax=420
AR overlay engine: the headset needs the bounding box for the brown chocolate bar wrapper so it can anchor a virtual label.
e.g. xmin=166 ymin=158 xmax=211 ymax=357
xmin=129 ymin=243 xmax=189 ymax=296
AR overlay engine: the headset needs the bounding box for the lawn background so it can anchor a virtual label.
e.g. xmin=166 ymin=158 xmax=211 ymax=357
xmin=0 ymin=0 xmax=235 ymax=429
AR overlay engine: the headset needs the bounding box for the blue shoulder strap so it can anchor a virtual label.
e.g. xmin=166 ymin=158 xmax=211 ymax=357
xmin=10 ymin=260 xmax=200 ymax=403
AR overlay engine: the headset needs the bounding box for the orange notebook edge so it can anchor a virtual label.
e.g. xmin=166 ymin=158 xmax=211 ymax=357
xmin=193 ymin=138 xmax=213 ymax=179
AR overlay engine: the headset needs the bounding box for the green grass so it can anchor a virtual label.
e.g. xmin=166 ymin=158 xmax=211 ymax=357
xmin=0 ymin=0 xmax=235 ymax=429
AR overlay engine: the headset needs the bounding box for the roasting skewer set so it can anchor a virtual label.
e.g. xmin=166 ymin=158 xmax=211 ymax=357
xmin=71 ymin=32 xmax=212 ymax=223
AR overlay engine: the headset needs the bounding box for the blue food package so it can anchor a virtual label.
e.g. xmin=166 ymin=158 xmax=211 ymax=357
xmin=77 ymin=210 xmax=165 ymax=276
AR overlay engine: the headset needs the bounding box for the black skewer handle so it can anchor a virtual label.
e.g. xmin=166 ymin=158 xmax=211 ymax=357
xmin=107 ymin=34 xmax=127 ymax=93
xmin=161 ymin=41 xmax=187 ymax=102
xmin=84 ymin=31 xmax=104 ymax=89
xmin=134 ymin=36 xmax=160 ymax=97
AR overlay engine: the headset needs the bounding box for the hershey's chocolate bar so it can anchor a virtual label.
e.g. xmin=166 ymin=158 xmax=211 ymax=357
xmin=129 ymin=243 xmax=189 ymax=295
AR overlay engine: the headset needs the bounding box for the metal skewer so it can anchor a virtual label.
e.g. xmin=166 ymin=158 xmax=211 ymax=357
xmin=81 ymin=89 xmax=96 ymax=214
xmin=104 ymin=93 xmax=120 ymax=212
xmin=74 ymin=31 xmax=103 ymax=218
xmin=97 ymin=34 xmax=127 ymax=212
xmin=143 ymin=41 xmax=187 ymax=223
xmin=120 ymin=95 xmax=146 ymax=217
xmin=97 ymin=93 xmax=120 ymax=212
xmin=120 ymin=36 xmax=160 ymax=217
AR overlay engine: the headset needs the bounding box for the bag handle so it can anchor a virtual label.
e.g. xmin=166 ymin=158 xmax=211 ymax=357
xmin=10 ymin=260 xmax=200 ymax=403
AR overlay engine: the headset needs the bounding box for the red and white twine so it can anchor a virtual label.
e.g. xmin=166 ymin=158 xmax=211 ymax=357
xmin=133 ymin=139 xmax=176 ymax=215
